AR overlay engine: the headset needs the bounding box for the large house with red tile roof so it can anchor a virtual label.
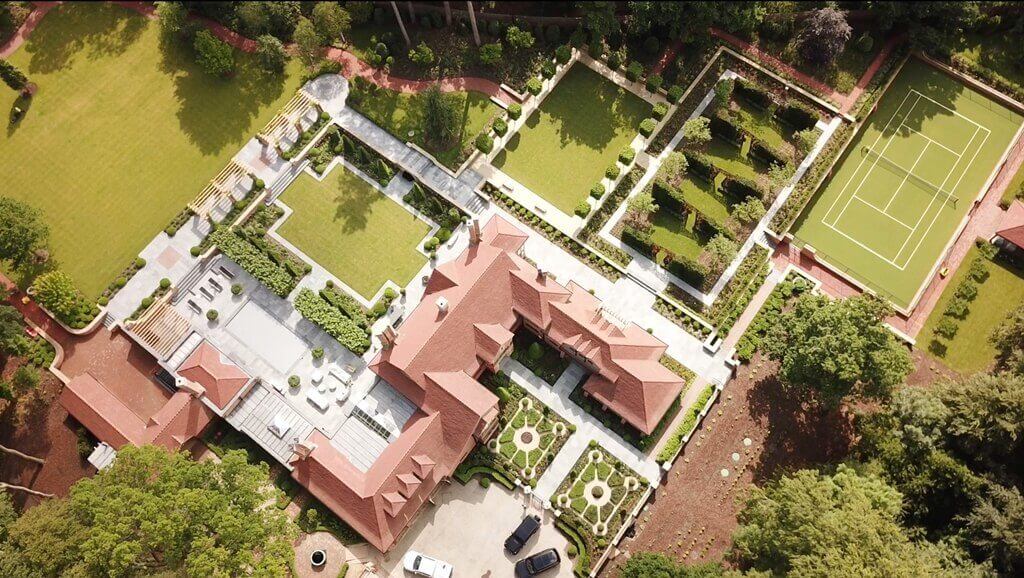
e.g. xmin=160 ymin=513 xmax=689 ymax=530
xmin=59 ymin=215 xmax=683 ymax=552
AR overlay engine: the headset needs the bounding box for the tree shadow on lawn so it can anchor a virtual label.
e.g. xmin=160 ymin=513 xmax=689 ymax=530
xmin=161 ymin=38 xmax=291 ymax=156
xmin=744 ymin=369 xmax=856 ymax=484
xmin=543 ymin=73 xmax=645 ymax=153
xmin=327 ymin=169 xmax=377 ymax=235
xmin=22 ymin=3 xmax=145 ymax=75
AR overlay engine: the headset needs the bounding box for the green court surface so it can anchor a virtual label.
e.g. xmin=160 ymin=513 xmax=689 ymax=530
xmin=0 ymin=3 xmax=303 ymax=300
xmin=793 ymin=57 xmax=1023 ymax=310
xmin=277 ymin=167 xmax=430 ymax=301
xmin=493 ymin=64 xmax=650 ymax=215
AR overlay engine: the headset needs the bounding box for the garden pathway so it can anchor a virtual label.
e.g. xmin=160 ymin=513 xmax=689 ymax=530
xmin=501 ymin=358 xmax=662 ymax=500
xmin=0 ymin=1 xmax=56 ymax=58
xmin=334 ymin=106 xmax=488 ymax=215
xmin=100 ymin=1 xmax=512 ymax=102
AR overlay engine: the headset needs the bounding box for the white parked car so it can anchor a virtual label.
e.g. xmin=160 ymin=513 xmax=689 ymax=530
xmin=403 ymin=551 xmax=453 ymax=578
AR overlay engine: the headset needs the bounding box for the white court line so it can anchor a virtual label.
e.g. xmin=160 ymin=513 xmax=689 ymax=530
xmin=910 ymin=89 xmax=986 ymax=132
xmin=896 ymin=124 xmax=992 ymax=268
xmin=821 ymin=91 xmax=918 ymax=227
xmin=825 ymin=220 xmax=907 ymax=265
xmin=847 ymin=195 xmax=915 ymax=229
xmin=883 ymin=141 xmax=930 ymax=212
xmin=897 ymin=123 xmax=963 ymax=157
xmin=863 ymin=147 xmax=961 ymax=199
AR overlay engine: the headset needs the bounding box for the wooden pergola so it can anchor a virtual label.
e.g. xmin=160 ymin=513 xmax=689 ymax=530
xmin=127 ymin=300 xmax=191 ymax=360
xmin=255 ymin=91 xmax=323 ymax=152
xmin=188 ymin=159 xmax=251 ymax=218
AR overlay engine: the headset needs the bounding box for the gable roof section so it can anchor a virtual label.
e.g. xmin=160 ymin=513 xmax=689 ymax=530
xmin=177 ymin=341 xmax=250 ymax=409
xmin=60 ymin=373 xmax=146 ymax=449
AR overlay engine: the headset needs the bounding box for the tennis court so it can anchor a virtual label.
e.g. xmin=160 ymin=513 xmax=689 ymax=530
xmin=794 ymin=57 xmax=1023 ymax=310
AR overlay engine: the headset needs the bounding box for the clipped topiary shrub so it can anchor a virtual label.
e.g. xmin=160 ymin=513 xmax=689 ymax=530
xmin=639 ymin=118 xmax=657 ymax=137
xmin=667 ymin=85 xmax=683 ymax=103
xmin=574 ymin=201 xmax=591 ymax=217
xmin=507 ymin=102 xmax=522 ymax=120
xmin=525 ymin=77 xmax=542 ymax=96
xmin=476 ymin=133 xmax=494 ymax=153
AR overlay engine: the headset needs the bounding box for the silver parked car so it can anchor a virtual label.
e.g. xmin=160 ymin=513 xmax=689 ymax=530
xmin=403 ymin=550 xmax=454 ymax=578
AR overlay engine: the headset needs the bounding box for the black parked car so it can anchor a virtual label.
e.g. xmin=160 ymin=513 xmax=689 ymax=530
xmin=504 ymin=514 xmax=541 ymax=555
xmin=514 ymin=548 xmax=561 ymax=577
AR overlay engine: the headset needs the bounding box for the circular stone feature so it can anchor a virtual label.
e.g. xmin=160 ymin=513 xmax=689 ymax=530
xmin=720 ymin=468 xmax=730 ymax=478
xmin=515 ymin=426 xmax=541 ymax=452
xmin=732 ymin=452 xmax=740 ymax=462
xmin=743 ymin=438 xmax=752 ymax=447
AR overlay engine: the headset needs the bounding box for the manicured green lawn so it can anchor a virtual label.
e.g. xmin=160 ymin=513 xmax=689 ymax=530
xmin=1002 ymin=164 xmax=1024 ymax=207
xmin=649 ymin=209 xmax=707 ymax=259
xmin=0 ymin=3 xmax=303 ymax=300
xmin=918 ymin=246 xmax=1024 ymax=373
xmin=703 ymin=136 xmax=766 ymax=182
xmin=277 ymin=167 xmax=430 ymax=300
xmin=493 ymin=64 xmax=650 ymax=214
xmin=349 ymin=86 xmax=498 ymax=169
xmin=732 ymin=100 xmax=792 ymax=151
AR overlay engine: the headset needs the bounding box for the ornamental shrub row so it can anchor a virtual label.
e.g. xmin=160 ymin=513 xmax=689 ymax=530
xmin=294 ymin=288 xmax=370 ymax=354
xmin=210 ymin=229 xmax=294 ymax=297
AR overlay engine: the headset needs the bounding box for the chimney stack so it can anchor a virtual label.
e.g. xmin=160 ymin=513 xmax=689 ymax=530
xmin=469 ymin=219 xmax=482 ymax=244
xmin=290 ymin=440 xmax=318 ymax=461
xmin=436 ymin=297 xmax=449 ymax=315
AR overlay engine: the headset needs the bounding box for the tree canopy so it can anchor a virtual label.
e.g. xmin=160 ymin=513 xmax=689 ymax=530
xmin=764 ymin=293 xmax=912 ymax=406
xmin=990 ymin=304 xmax=1024 ymax=376
xmin=422 ymin=84 xmax=461 ymax=146
xmin=0 ymin=197 xmax=49 ymax=268
xmin=0 ymin=446 xmax=296 ymax=577
xmin=731 ymin=465 xmax=985 ymax=577
xmin=796 ymin=7 xmax=852 ymax=66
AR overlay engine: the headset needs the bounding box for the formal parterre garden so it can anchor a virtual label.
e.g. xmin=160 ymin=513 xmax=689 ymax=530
xmin=0 ymin=3 xmax=303 ymax=301
xmin=619 ymin=72 xmax=823 ymax=292
xmin=474 ymin=371 xmax=573 ymax=486
xmin=553 ymin=444 xmax=648 ymax=568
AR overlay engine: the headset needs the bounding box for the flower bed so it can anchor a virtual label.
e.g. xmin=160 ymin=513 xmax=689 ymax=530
xmin=312 ymin=126 xmax=397 ymax=187
xmin=706 ymin=244 xmax=771 ymax=337
xmin=655 ymin=383 xmax=716 ymax=464
xmin=510 ymin=330 xmax=570 ymax=385
xmin=402 ymin=180 xmax=467 ymax=232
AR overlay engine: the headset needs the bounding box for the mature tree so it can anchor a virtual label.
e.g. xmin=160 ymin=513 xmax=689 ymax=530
xmin=422 ymin=84 xmax=460 ymax=146
xmin=576 ymin=1 xmax=619 ymax=44
xmin=0 ymin=446 xmax=296 ymax=576
xmin=293 ymin=16 xmax=323 ymax=69
xmin=620 ymin=553 xmax=727 ymax=578
xmin=625 ymin=191 xmax=658 ymax=229
xmin=764 ymin=293 xmax=912 ymax=407
xmin=682 ymin=116 xmax=712 ymax=148
xmin=660 ymin=151 xmax=689 ymax=187
xmin=731 ymin=197 xmax=766 ymax=227
xmin=0 ymin=197 xmax=48 ymax=268
xmin=234 ymin=1 xmax=272 ymax=36
xmin=797 ymin=7 xmax=852 ymax=67
xmin=872 ymin=1 xmax=980 ymax=52
xmin=962 ymin=483 xmax=1024 ymax=575
xmin=626 ymin=2 xmax=764 ymax=43
xmin=193 ymin=29 xmax=235 ymax=76
xmin=255 ymin=33 xmax=288 ymax=73
xmin=855 ymin=387 xmax=984 ymax=533
xmin=154 ymin=1 xmax=188 ymax=36
xmin=466 ymin=0 xmax=480 ymax=46
xmin=311 ymin=1 xmax=351 ymax=44
xmin=732 ymin=465 xmax=983 ymax=577
xmin=933 ymin=373 xmax=1024 ymax=468
xmin=347 ymin=1 xmax=374 ymax=25
xmin=505 ymin=25 xmax=535 ymax=51
xmin=990 ymin=304 xmax=1024 ymax=376
xmin=700 ymin=234 xmax=738 ymax=273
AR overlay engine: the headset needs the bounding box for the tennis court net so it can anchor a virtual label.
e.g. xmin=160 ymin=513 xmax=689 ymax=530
xmin=862 ymin=146 xmax=960 ymax=209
